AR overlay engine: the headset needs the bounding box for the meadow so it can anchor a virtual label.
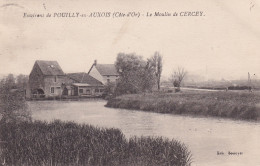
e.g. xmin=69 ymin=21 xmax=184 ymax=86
xmin=0 ymin=120 xmax=192 ymax=166
xmin=106 ymin=91 xmax=260 ymax=121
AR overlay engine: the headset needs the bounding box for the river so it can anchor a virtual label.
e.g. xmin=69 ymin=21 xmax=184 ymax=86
xmin=29 ymin=100 xmax=260 ymax=166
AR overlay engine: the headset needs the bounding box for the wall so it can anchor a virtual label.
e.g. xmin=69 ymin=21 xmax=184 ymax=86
xmin=43 ymin=75 xmax=66 ymax=97
xmin=88 ymin=66 xmax=104 ymax=83
xmin=28 ymin=63 xmax=45 ymax=98
xmin=74 ymin=86 xmax=104 ymax=96
xmin=28 ymin=62 xmax=67 ymax=98
xmin=101 ymin=75 xmax=119 ymax=84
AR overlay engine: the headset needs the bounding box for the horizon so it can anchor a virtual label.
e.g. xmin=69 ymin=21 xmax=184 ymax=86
xmin=1 ymin=63 xmax=258 ymax=83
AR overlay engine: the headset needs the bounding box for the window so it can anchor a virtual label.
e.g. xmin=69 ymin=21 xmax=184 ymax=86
xmin=86 ymin=89 xmax=91 ymax=94
xmin=54 ymin=76 xmax=57 ymax=82
xmin=50 ymin=87 xmax=55 ymax=93
xmin=79 ymin=89 xmax=83 ymax=93
xmin=100 ymin=89 xmax=104 ymax=92
xmin=95 ymin=89 xmax=99 ymax=93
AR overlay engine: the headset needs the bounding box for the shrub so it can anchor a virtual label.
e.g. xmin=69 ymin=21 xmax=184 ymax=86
xmin=106 ymin=91 xmax=260 ymax=121
xmin=0 ymin=120 xmax=192 ymax=166
xmin=0 ymin=76 xmax=31 ymax=123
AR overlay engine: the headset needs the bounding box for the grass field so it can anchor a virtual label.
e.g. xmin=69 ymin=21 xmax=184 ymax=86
xmin=106 ymin=91 xmax=260 ymax=121
xmin=0 ymin=120 xmax=192 ymax=166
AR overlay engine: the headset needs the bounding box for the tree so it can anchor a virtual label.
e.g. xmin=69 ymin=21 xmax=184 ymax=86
xmin=148 ymin=52 xmax=163 ymax=90
xmin=103 ymin=81 xmax=116 ymax=97
xmin=16 ymin=74 xmax=29 ymax=90
xmin=171 ymin=67 xmax=187 ymax=92
xmin=4 ymin=74 xmax=16 ymax=89
xmin=115 ymin=53 xmax=156 ymax=95
xmin=0 ymin=75 xmax=31 ymax=123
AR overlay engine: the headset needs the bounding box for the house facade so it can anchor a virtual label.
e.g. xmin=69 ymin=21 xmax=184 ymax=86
xmin=88 ymin=60 xmax=119 ymax=85
xmin=28 ymin=60 xmax=105 ymax=99
xmin=28 ymin=60 xmax=66 ymax=98
xmin=66 ymin=72 xmax=104 ymax=96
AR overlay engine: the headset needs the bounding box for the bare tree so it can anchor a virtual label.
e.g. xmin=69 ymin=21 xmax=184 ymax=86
xmin=171 ymin=67 xmax=187 ymax=92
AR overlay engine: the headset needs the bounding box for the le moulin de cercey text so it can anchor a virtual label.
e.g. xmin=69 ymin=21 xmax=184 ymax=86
xmin=23 ymin=11 xmax=204 ymax=18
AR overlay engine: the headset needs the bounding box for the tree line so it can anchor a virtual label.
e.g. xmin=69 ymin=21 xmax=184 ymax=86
xmin=0 ymin=74 xmax=28 ymax=91
xmin=0 ymin=74 xmax=31 ymax=123
xmin=0 ymin=55 xmax=187 ymax=100
xmin=112 ymin=52 xmax=187 ymax=95
xmin=113 ymin=52 xmax=162 ymax=95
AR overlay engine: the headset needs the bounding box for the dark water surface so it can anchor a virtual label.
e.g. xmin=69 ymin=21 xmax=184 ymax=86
xmin=29 ymin=100 xmax=260 ymax=166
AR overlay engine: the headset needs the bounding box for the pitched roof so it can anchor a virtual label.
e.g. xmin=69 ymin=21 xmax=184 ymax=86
xmin=66 ymin=72 xmax=103 ymax=86
xmin=95 ymin=64 xmax=119 ymax=76
xmin=36 ymin=60 xmax=65 ymax=76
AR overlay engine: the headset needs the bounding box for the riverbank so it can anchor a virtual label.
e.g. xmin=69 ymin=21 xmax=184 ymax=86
xmin=0 ymin=120 xmax=192 ymax=166
xmin=26 ymin=95 xmax=104 ymax=101
xmin=29 ymin=100 xmax=260 ymax=165
xmin=106 ymin=91 xmax=260 ymax=121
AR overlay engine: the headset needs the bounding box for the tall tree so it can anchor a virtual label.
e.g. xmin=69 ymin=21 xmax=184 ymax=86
xmin=115 ymin=53 xmax=155 ymax=94
xmin=148 ymin=52 xmax=163 ymax=90
xmin=5 ymin=74 xmax=16 ymax=89
xmin=16 ymin=74 xmax=29 ymax=90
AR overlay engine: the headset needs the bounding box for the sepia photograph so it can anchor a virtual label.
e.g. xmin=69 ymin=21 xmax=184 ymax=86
xmin=0 ymin=0 xmax=260 ymax=165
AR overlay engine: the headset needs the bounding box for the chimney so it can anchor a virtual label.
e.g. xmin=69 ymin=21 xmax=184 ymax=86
xmin=94 ymin=60 xmax=97 ymax=66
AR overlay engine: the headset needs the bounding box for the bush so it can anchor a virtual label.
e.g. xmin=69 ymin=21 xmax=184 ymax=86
xmin=0 ymin=120 xmax=192 ymax=166
xmin=106 ymin=91 xmax=260 ymax=121
xmin=0 ymin=76 xmax=31 ymax=123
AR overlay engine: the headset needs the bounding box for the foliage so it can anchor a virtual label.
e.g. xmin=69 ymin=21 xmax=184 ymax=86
xmin=0 ymin=120 xmax=192 ymax=166
xmin=0 ymin=74 xmax=31 ymax=123
xmin=103 ymin=82 xmax=117 ymax=99
xmin=115 ymin=53 xmax=156 ymax=95
xmin=106 ymin=91 xmax=260 ymax=121
xmin=16 ymin=74 xmax=29 ymax=90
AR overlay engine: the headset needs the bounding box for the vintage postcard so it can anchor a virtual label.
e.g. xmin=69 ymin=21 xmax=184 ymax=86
xmin=0 ymin=0 xmax=260 ymax=165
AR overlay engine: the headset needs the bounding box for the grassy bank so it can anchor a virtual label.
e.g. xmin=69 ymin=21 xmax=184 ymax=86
xmin=0 ymin=120 xmax=192 ymax=166
xmin=106 ymin=91 xmax=260 ymax=121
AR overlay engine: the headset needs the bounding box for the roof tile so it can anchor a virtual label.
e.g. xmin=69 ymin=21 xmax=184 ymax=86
xmin=95 ymin=64 xmax=119 ymax=76
xmin=66 ymin=72 xmax=103 ymax=86
xmin=36 ymin=60 xmax=65 ymax=76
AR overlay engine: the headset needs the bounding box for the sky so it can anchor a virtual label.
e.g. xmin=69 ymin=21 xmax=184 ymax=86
xmin=0 ymin=0 xmax=260 ymax=80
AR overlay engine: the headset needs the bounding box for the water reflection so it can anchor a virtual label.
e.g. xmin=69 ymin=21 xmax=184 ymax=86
xmin=29 ymin=100 xmax=260 ymax=166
